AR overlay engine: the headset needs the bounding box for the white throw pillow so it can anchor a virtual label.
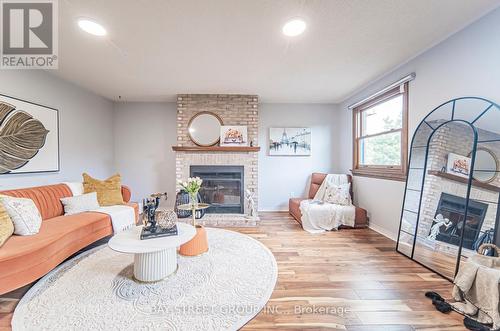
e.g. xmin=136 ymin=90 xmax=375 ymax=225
xmin=0 ymin=195 xmax=42 ymax=235
xmin=62 ymin=182 xmax=84 ymax=196
xmin=60 ymin=192 xmax=100 ymax=215
xmin=324 ymin=183 xmax=352 ymax=206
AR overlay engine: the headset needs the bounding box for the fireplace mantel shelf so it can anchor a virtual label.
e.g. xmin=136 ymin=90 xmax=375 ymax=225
xmin=428 ymin=170 xmax=500 ymax=193
xmin=172 ymin=146 xmax=260 ymax=152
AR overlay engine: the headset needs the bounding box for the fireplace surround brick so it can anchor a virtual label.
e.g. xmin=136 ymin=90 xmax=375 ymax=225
xmin=174 ymin=94 xmax=259 ymax=225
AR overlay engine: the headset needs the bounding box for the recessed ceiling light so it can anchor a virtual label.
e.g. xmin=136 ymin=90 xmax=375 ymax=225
xmin=282 ymin=19 xmax=306 ymax=37
xmin=78 ymin=19 xmax=107 ymax=36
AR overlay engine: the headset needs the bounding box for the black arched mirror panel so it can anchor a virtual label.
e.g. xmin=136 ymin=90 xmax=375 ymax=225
xmin=397 ymin=97 xmax=500 ymax=280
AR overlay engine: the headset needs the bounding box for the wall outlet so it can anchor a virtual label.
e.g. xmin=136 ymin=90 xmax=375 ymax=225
xmin=290 ymin=191 xmax=295 ymax=198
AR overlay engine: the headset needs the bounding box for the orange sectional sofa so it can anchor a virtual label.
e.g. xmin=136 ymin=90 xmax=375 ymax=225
xmin=289 ymin=173 xmax=368 ymax=228
xmin=0 ymin=183 xmax=138 ymax=295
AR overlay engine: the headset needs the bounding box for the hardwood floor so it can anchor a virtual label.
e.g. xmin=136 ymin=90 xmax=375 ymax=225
xmin=0 ymin=212 xmax=466 ymax=330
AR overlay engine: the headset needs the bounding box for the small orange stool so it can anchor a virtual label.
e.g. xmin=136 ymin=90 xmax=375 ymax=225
xmin=179 ymin=225 xmax=208 ymax=256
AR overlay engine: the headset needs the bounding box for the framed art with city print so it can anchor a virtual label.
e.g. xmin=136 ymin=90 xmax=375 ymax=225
xmin=269 ymin=127 xmax=311 ymax=156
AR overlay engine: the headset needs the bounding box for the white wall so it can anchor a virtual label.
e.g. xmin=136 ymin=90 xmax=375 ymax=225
xmin=113 ymin=102 xmax=340 ymax=210
xmin=259 ymin=103 xmax=339 ymax=211
xmin=113 ymin=102 xmax=177 ymax=204
xmin=0 ymin=70 xmax=114 ymax=190
xmin=338 ymin=7 xmax=500 ymax=240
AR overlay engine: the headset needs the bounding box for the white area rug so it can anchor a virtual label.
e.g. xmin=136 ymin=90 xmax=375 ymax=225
xmin=12 ymin=228 xmax=277 ymax=331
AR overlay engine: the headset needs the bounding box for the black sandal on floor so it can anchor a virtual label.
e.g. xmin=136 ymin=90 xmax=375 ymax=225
xmin=432 ymin=299 xmax=452 ymax=313
xmin=463 ymin=316 xmax=492 ymax=331
xmin=425 ymin=291 xmax=445 ymax=302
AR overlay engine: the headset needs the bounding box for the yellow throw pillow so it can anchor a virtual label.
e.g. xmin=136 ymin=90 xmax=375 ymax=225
xmin=0 ymin=201 xmax=14 ymax=247
xmin=82 ymin=173 xmax=124 ymax=206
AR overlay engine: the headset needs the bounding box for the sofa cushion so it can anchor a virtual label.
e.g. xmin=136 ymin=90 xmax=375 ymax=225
xmin=60 ymin=192 xmax=100 ymax=215
xmin=0 ymin=212 xmax=112 ymax=279
xmin=83 ymin=173 xmax=125 ymax=206
xmin=0 ymin=202 xmax=14 ymax=247
xmin=0 ymin=195 xmax=42 ymax=235
xmin=324 ymin=183 xmax=352 ymax=206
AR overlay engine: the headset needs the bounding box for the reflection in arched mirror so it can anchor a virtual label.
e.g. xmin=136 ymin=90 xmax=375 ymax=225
xmin=413 ymin=122 xmax=475 ymax=279
xmin=472 ymin=148 xmax=499 ymax=183
xmin=397 ymin=97 xmax=500 ymax=280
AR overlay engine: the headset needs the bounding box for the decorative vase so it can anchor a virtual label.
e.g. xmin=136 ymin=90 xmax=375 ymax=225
xmin=155 ymin=209 xmax=177 ymax=229
xmin=175 ymin=190 xmax=206 ymax=219
xmin=188 ymin=192 xmax=199 ymax=208
xmin=179 ymin=225 xmax=209 ymax=256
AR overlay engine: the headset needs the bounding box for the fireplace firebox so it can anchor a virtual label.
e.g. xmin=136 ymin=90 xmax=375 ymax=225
xmin=430 ymin=193 xmax=488 ymax=250
xmin=190 ymin=165 xmax=244 ymax=214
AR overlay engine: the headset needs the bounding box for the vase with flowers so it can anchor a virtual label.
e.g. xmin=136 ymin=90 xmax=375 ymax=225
xmin=177 ymin=177 xmax=203 ymax=221
xmin=177 ymin=177 xmax=209 ymax=256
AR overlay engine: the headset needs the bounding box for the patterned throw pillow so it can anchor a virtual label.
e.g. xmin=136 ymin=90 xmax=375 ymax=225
xmin=324 ymin=183 xmax=352 ymax=206
xmin=0 ymin=202 xmax=14 ymax=247
xmin=0 ymin=195 xmax=42 ymax=236
xmin=82 ymin=173 xmax=124 ymax=206
xmin=60 ymin=192 xmax=100 ymax=215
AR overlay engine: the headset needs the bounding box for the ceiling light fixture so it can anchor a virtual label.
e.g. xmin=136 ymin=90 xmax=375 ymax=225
xmin=282 ymin=19 xmax=306 ymax=37
xmin=78 ymin=19 xmax=107 ymax=36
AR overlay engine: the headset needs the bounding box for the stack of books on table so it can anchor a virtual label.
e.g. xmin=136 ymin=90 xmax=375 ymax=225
xmin=140 ymin=225 xmax=178 ymax=240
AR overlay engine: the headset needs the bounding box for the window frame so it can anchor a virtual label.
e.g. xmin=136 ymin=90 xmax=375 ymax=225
xmin=352 ymin=82 xmax=409 ymax=181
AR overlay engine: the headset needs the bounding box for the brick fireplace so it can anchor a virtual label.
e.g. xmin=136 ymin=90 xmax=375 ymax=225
xmin=174 ymin=94 xmax=259 ymax=227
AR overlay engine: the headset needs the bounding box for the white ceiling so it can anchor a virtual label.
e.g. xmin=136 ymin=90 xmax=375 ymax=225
xmin=54 ymin=0 xmax=500 ymax=103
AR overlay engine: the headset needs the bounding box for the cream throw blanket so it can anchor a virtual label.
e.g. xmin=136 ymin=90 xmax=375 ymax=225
xmin=451 ymin=254 xmax=500 ymax=329
xmin=299 ymin=174 xmax=355 ymax=233
xmin=63 ymin=182 xmax=135 ymax=233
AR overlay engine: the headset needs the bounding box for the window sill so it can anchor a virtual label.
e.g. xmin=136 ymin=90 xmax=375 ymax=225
xmin=351 ymin=168 xmax=407 ymax=182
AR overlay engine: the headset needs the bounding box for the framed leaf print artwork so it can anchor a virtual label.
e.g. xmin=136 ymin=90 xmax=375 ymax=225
xmin=0 ymin=94 xmax=59 ymax=174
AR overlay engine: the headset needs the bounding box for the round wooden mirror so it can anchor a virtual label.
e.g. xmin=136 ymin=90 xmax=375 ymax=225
xmin=188 ymin=111 xmax=223 ymax=146
xmin=471 ymin=147 xmax=499 ymax=183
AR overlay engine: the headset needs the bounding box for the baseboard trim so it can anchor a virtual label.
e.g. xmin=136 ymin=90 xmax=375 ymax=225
xmin=258 ymin=210 xmax=288 ymax=213
xmin=368 ymin=223 xmax=398 ymax=242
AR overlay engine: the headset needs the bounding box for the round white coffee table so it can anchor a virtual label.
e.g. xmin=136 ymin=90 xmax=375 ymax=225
xmin=108 ymin=223 xmax=196 ymax=282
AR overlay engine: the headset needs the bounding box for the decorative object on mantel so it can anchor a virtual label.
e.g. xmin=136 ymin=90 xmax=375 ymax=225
xmin=446 ymin=153 xmax=471 ymax=178
xmin=174 ymin=190 xmax=205 ymax=219
xmin=0 ymin=94 xmax=59 ymax=174
xmin=177 ymin=177 xmax=210 ymax=256
xmin=269 ymin=127 xmax=311 ymax=156
xmin=220 ymin=125 xmax=248 ymax=146
xmin=187 ymin=111 xmax=223 ymax=146
xmin=396 ymin=97 xmax=500 ymax=281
